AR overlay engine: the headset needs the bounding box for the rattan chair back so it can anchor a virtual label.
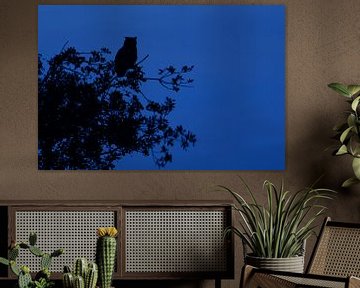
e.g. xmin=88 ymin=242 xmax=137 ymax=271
xmin=307 ymin=217 xmax=360 ymax=278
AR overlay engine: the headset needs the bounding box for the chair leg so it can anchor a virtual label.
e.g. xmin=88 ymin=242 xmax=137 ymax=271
xmin=240 ymin=265 xmax=255 ymax=288
xmin=215 ymin=278 xmax=221 ymax=288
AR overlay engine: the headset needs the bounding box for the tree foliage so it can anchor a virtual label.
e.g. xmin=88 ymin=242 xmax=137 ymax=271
xmin=38 ymin=47 xmax=196 ymax=169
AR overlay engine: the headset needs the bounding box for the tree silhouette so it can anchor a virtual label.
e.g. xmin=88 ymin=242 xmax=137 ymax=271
xmin=38 ymin=46 xmax=196 ymax=170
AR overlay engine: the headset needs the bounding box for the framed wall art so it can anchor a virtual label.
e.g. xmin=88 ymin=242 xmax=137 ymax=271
xmin=38 ymin=5 xmax=285 ymax=170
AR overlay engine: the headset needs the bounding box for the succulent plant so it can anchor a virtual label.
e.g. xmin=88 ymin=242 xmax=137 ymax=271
xmin=0 ymin=232 xmax=63 ymax=288
xmin=63 ymin=259 xmax=98 ymax=288
xmin=96 ymin=227 xmax=118 ymax=288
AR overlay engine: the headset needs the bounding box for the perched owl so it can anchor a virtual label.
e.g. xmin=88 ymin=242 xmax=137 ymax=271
xmin=114 ymin=37 xmax=138 ymax=77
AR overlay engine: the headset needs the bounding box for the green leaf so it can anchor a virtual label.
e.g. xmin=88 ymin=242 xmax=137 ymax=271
xmin=342 ymin=177 xmax=360 ymax=188
xmin=347 ymin=114 xmax=357 ymax=129
xmin=352 ymin=157 xmax=360 ymax=179
xmin=0 ymin=257 xmax=9 ymax=266
xmin=10 ymin=261 xmax=20 ymax=276
xmin=336 ymin=145 xmax=348 ymax=155
xmin=349 ymin=135 xmax=360 ymax=156
xmin=328 ymin=83 xmax=351 ymax=97
xmin=351 ymin=96 xmax=360 ymax=111
xmin=340 ymin=126 xmax=353 ymax=143
xmin=347 ymin=85 xmax=360 ymax=97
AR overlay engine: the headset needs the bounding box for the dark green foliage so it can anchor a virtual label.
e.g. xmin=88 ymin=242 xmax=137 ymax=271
xmin=29 ymin=233 xmax=37 ymax=246
xmin=35 ymin=268 xmax=51 ymax=281
xmin=19 ymin=243 xmax=30 ymax=249
xmin=38 ymin=47 xmax=196 ymax=169
xmin=50 ymin=248 xmax=63 ymax=258
xmin=32 ymin=278 xmax=55 ymax=288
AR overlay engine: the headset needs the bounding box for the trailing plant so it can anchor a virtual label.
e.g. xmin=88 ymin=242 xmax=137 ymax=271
xmin=328 ymin=82 xmax=360 ymax=187
xmin=62 ymin=258 xmax=98 ymax=288
xmin=219 ymin=178 xmax=335 ymax=258
xmin=0 ymin=232 xmax=63 ymax=288
xmin=96 ymin=227 xmax=118 ymax=288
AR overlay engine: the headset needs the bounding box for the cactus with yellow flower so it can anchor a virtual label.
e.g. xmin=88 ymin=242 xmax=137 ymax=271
xmin=96 ymin=227 xmax=118 ymax=288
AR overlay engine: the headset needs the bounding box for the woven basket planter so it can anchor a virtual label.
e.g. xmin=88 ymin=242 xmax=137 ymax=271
xmin=245 ymin=254 xmax=305 ymax=273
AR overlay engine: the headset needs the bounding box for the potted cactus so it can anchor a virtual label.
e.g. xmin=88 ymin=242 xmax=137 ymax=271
xmin=96 ymin=227 xmax=118 ymax=288
xmin=62 ymin=258 xmax=98 ymax=288
xmin=0 ymin=232 xmax=63 ymax=288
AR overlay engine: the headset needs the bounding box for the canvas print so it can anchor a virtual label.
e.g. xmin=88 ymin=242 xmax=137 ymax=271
xmin=38 ymin=5 xmax=285 ymax=170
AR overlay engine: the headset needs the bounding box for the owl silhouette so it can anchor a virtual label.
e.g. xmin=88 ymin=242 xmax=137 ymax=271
xmin=114 ymin=37 xmax=138 ymax=77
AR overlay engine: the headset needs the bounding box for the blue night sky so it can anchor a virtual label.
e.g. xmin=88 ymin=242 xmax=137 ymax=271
xmin=38 ymin=5 xmax=285 ymax=170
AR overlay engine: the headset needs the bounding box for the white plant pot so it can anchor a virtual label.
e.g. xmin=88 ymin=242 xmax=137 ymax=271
xmin=245 ymin=254 xmax=305 ymax=273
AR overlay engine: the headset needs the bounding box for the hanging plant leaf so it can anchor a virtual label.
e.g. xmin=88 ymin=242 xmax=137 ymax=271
xmin=340 ymin=127 xmax=353 ymax=143
xmin=342 ymin=177 xmax=360 ymax=188
xmin=347 ymin=114 xmax=357 ymax=130
xmin=328 ymin=83 xmax=351 ymax=97
xmin=347 ymin=85 xmax=360 ymax=97
xmin=352 ymin=157 xmax=360 ymax=179
xmin=351 ymin=96 xmax=360 ymax=111
xmin=336 ymin=145 xmax=348 ymax=155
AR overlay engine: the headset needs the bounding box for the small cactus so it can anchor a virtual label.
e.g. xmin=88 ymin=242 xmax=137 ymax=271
xmin=18 ymin=269 xmax=32 ymax=288
xmin=63 ymin=259 xmax=98 ymax=288
xmin=85 ymin=263 xmax=98 ymax=288
xmin=96 ymin=227 xmax=118 ymax=288
xmin=74 ymin=275 xmax=85 ymax=288
xmin=63 ymin=272 xmax=74 ymax=288
xmin=41 ymin=253 xmax=52 ymax=269
xmin=74 ymin=258 xmax=88 ymax=279
xmin=0 ymin=232 xmax=64 ymax=288
xmin=29 ymin=245 xmax=44 ymax=257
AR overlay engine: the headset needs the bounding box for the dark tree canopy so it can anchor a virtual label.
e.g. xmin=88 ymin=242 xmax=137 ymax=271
xmin=38 ymin=46 xmax=196 ymax=170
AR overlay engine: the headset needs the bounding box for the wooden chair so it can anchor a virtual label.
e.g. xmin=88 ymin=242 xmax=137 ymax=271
xmin=241 ymin=217 xmax=360 ymax=288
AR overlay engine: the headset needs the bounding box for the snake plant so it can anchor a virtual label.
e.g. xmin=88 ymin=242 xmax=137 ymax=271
xmin=220 ymin=178 xmax=335 ymax=258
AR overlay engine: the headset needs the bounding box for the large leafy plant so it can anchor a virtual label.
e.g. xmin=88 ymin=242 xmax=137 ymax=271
xmin=328 ymin=83 xmax=360 ymax=187
xmin=220 ymin=179 xmax=334 ymax=258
